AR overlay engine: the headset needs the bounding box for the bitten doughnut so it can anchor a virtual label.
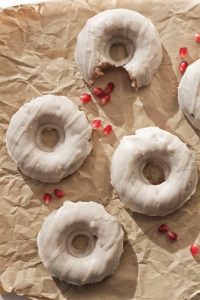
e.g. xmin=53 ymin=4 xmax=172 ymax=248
xmin=178 ymin=58 xmax=200 ymax=130
xmin=75 ymin=9 xmax=162 ymax=88
xmin=6 ymin=95 xmax=92 ymax=183
xmin=111 ymin=127 xmax=198 ymax=216
xmin=37 ymin=201 xmax=124 ymax=286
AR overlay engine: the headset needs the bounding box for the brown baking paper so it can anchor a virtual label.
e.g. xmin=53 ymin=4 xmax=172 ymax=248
xmin=0 ymin=0 xmax=200 ymax=299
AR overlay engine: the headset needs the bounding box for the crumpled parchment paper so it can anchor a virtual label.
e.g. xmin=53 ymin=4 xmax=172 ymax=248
xmin=0 ymin=0 xmax=200 ymax=299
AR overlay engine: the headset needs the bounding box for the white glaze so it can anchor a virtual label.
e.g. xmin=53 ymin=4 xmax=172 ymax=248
xmin=6 ymin=95 xmax=92 ymax=182
xmin=75 ymin=9 xmax=163 ymax=88
xmin=37 ymin=201 xmax=124 ymax=286
xmin=110 ymin=127 xmax=198 ymax=216
xmin=178 ymin=58 xmax=200 ymax=130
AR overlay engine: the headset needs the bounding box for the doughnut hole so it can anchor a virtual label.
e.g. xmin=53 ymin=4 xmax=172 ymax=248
xmin=142 ymin=159 xmax=170 ymax=185
xmin=67 ymin=230 xmax=97 ymax=258
xmin=110 ymin=42 xmax=129 ymax=62
xmin=40 ymin=128 xmax=59 ymax=148
xmin=105 ymin=36 xmax=134 ymax=66
xmin=72 ymin=234 xmax=90 ymax=251
xmin=35 ymin=123 xmax=65 ymax=152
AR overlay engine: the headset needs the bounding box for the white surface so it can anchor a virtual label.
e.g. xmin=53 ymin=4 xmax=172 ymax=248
xmin=74 ymin=8 xmax=162 ymax=88
xmin=37 ymin=201 xmax=124 ymax=285
xmin=110 ymin=127 xmax=198 ymax=216
xmin=0 ymin=0 xmax=46 ymax=8
xmin=6 ymin=95 xmax=92 ymax=182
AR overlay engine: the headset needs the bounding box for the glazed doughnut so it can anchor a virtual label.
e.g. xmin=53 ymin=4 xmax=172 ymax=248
xmin=37 ymin=201 xmax=124 ymax=286
xmin=178 ymin=58 xmax=200 ymax=130
xmin=110 ymin=127 xmax=198 ymax=216
xmin=75 ymin=9 xmax=162 ymax=88
xmin=6 ymin=95 xmax=92 ymax=183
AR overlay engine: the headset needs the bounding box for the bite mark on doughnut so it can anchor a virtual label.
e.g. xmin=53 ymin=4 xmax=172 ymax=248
xmin=75 ymin=9 xmax=163 ymax=89
xmin=91 ymin=61 xmax=114 ymax=84
xmin=91 ymin=61 xmax=138 ymax=89
xmin=128 ymin=74 xmax=138 ymax=90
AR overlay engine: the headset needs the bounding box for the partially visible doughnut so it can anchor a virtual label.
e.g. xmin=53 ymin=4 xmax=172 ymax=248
xmin=75 ymin=9 xmax=162 ymax=89
xmin=6 ymin=95 xmax=92 ymax=182
xmin=37 ymin=201 xmax=124 ymax=285
xmin=110 ymin=127 xmax=198 ymax=216
xmin=178 ymin=58 xmax=200 ymax=130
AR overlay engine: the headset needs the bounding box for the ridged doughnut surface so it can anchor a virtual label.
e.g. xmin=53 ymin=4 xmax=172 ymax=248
xmin=75 ymin=9 xmax=162 ymax=88
xmin=6 ymin=95 xmax=92 ymax=182
xmin=37 ymin=201 xmax=124 ymax=285
xmin=111 ymin=127 xmax=198 ymax=216
xmin=178 ymin=58 xmax=200 ymax=130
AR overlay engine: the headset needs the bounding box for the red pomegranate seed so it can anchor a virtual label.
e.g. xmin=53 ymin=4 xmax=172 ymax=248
xmin=91 ymin=119 xmax=102 ymax=129
xmin=167 ymin=231 xmax=177 ymax=241
xmin=190 ymin=244 xmax=199 ymax=256
xmin=158 ymin=224 xmax=169 ymax=233
xmin=43 ymin=193 xmax=52 ymax=204
xmin=179 ymin=47 xmax=188 ymax=58
xmin=104 ymin=82 xmax=115 ymax=94
xmin=92 ymin=87 xmax=104 ymax=97
xmin=194 ymin=33 xmax=200 ymax=43
xmin=179 ymin=61 xmax=188 ymax=75
xmin=54 ymin=189 xmax=65 ymax=198
xmin=80 ymin=93 xmax=92 ymax=103
xmin=103 ymin=125 xmax=112 ymax=135
xmin=101 ymin=95 xmax=111 ymax=105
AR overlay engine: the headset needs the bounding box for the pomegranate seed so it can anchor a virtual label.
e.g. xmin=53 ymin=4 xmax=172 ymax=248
xmin=80 ymin=93 xmax=92 ymax=103
xmin=179 ymin=61 xmax=188 ymax=75
xmin=104 ymin=82 xmax=115 ymax=94
xmin=92 ymin=87 xmax=104 ymax=97
xmin=54 ymin=189 xmax=65 ymax=198
xmin=179 ymin=47 xmax=188 ymax=58
xmin=103 ymin=125 xmax=112 ymax=135
xmin=158 ymin=224 xmax=169 ymax=233
xmin=91 ymin=119 xmax=102 ymax=129
xmin=194 ymin=33 xmax=200 ymax=43
xmin=100 ymin=95 xmax=111 ymax=105
xmin=190 ymin=244 xmax=199 ymax=256
xmin=43 ymin=193 xmax=52 ymax=204
xmin=167 ymin=231 xmax=177 ymax=241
